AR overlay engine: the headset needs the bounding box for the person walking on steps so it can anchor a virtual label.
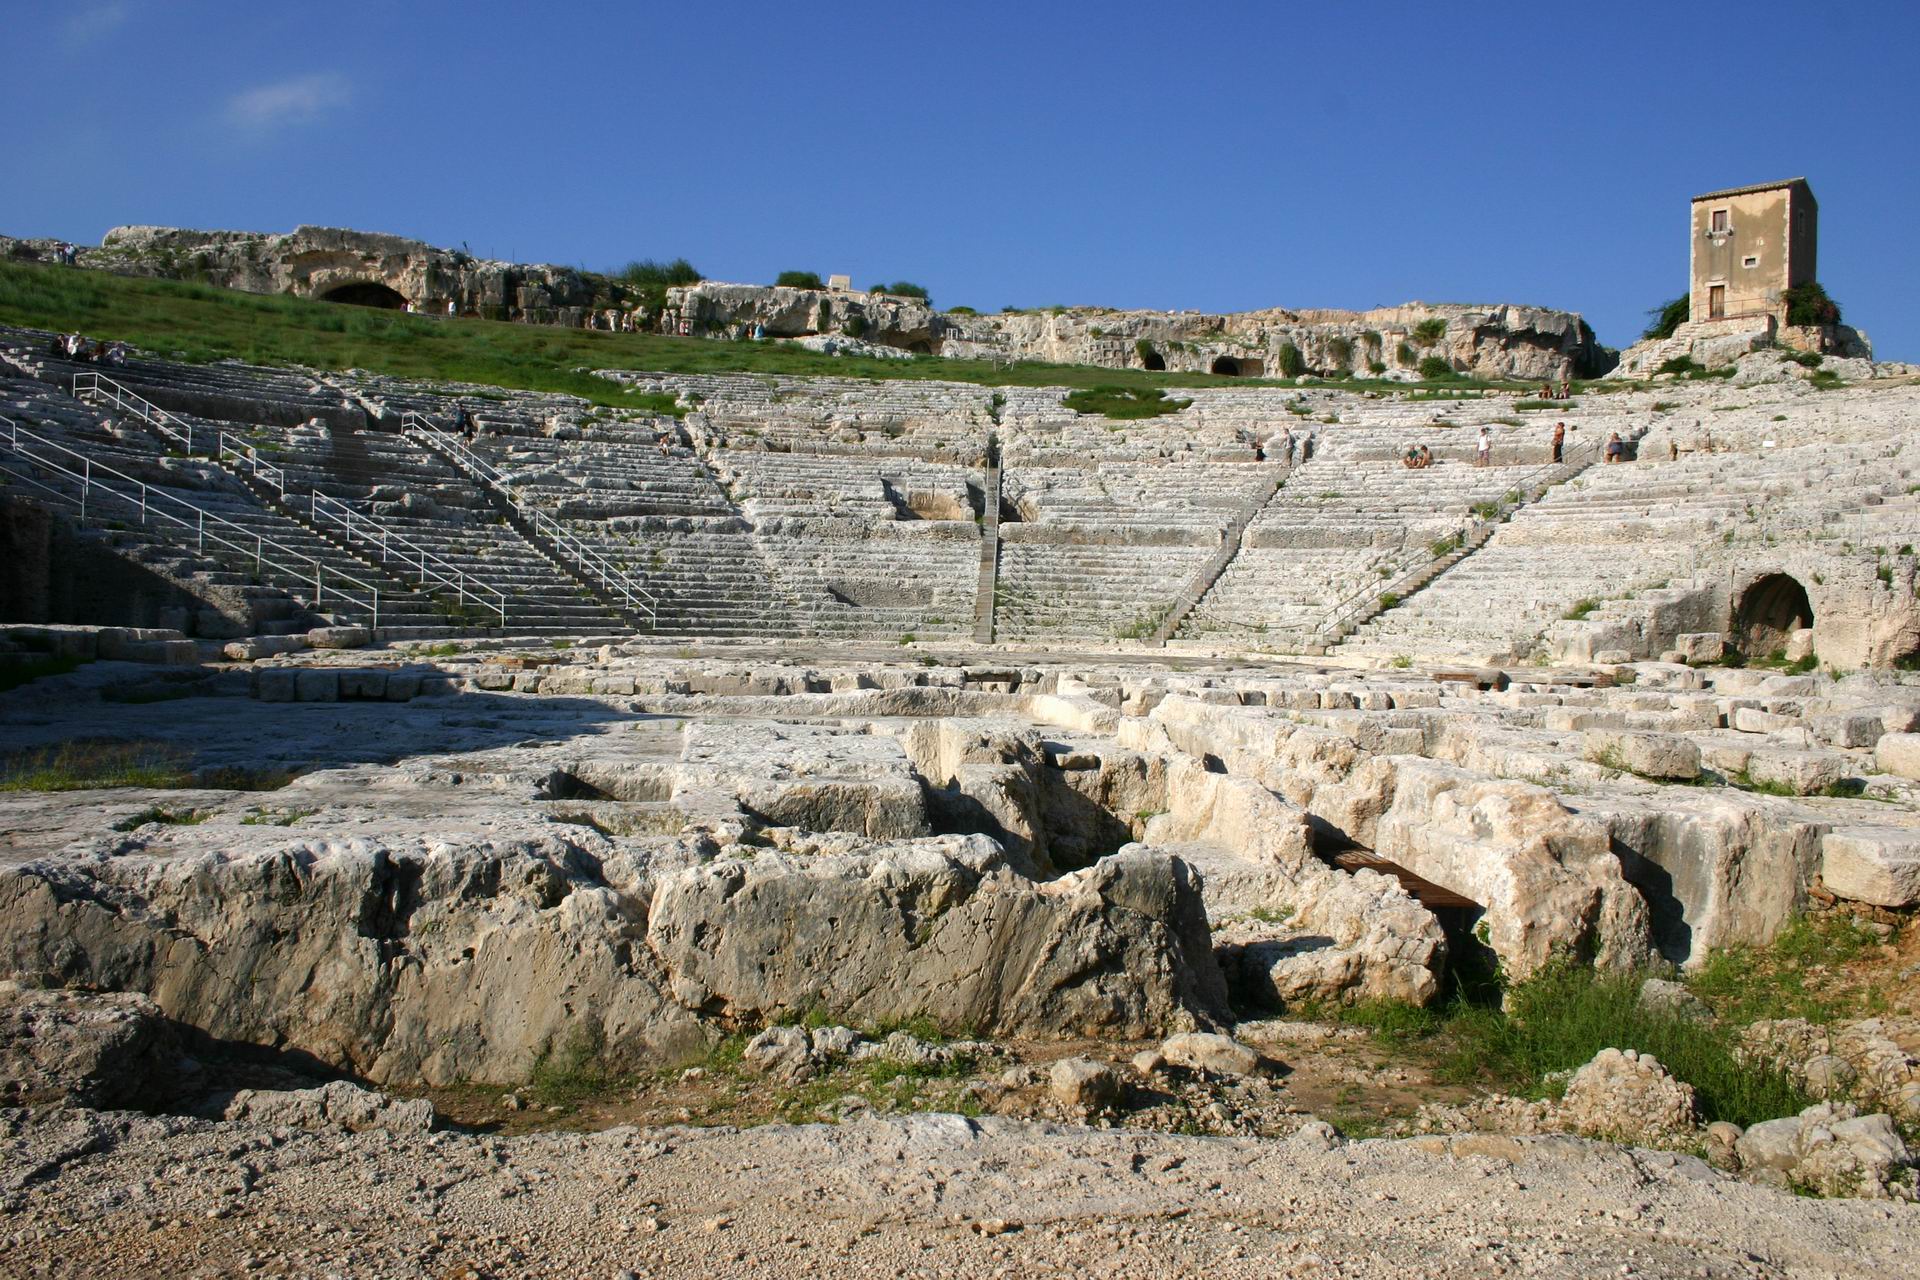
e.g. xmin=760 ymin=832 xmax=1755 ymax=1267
xmin=1476 ymin=425 xmax=1491 ymax=468
xmin=1551 ymin=420 xmax=1565 ymax=464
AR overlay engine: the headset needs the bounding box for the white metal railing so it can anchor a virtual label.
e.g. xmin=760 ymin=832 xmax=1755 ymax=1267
xmin=71 ymin=371 xmax=198 ymax=455
xmin=0 ymin=415 xmax=380 ymax=626
xmin=308 ymin=490 xmax=508 ymax=626
xmin=402 ymin=411 xmax=659 ymax=628
xmin=217 ymin=433 xmax=286 ymax=494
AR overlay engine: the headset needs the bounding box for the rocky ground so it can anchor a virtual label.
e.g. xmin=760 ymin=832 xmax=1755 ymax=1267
xmin=5 ymin=1103 xmax=1917 ymax=1280
xmin=3 ymin=641 xmax=1920 ymax=1276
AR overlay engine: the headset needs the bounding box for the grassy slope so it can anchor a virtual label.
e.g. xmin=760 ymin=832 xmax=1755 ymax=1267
xmin=0 ymin=261 xmax=1517 ymax=406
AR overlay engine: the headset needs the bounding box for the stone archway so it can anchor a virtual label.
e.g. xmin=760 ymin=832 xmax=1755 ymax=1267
xmin=1211 ymin=356 xmax=1242 ymax=377
xmin=318 ymin=281 xmax=409 ymax=310
xmin=1140 ymin=349 xmax=1166 ymax=371
xmin=1735 ymin=572 xmax=1813 ymax=658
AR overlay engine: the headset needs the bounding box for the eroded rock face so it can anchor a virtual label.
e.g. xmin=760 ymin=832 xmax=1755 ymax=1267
xmin=0 ymin=983 xmax=186 ymax=1108
xmin=82 ymin=225 xmax=617 ymax=324
xmin=0 ymin=827 xmax=1224 ymax=1086
xmin=1367 ymin=759 xmax=1652 ymax=980
xmin=648 ymin=839 xmax=1226 ymax=1039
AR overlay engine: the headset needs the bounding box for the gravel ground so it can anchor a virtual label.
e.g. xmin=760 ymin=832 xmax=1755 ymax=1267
xmin=2 ymin=1106 xmax=1914 ymax=1279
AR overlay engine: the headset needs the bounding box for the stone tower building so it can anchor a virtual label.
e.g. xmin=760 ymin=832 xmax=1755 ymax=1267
xmin=1689 ymin=178 xmax=1817 ymax=327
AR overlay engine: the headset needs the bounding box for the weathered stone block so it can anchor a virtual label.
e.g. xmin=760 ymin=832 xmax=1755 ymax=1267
xmin=1733 ymin=706 xmax=1799 ymax=735
xmin=338 ymin=670 xmax=388 ymax=700
xmin=254 ymin=669 xmax=298 ymax=702
xmin=1674 ymin=633 xmax=1727 ymax=663
xmin=1048 ymin=1056 xmax=1121 ymax=1108
xmin=1875 ymin=733 xmax=1920 ymax=781
xmin=294 ymin=670 xmax=339 ymax=702
xmin=1582 ymin=729 xmax=1701 ymax=780
xmin=1745 ymin=747 xmax=1847 ymax=795
xmin=1822 ymin=828 xmax=1920 ymax=908
xmin=307 ymin=626 xmax=371 ymax=650
xmin=384 ymin=672 xmax=421 ymax=702
xmin=1810 ymin=712 xmax=1884 ymax=750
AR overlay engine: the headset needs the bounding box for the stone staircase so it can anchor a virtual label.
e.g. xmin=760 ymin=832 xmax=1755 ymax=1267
xmin=1151 ymin=465 xmax=1286 ymax=645
xmin=973 ymin=454 xmax=1001 ymax=642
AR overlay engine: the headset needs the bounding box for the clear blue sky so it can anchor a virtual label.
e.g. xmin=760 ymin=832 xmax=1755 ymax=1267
xmin=7 ymin=1 xmax=1916 ymax=358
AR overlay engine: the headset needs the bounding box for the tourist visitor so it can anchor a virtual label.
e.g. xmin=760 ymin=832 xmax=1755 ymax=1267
xmin=1301 ymin=430 xmax=1317 ymax=464
xmin=1475 ymin=426 xmax=1491 ymax=467
xmin=1551 ymin=421 xmax=1565 ymax=464
xmin=1281 ymin=427 xmax=1296 ymax=467
xmin=1605 ymin=431 xmax=1624 ymax=463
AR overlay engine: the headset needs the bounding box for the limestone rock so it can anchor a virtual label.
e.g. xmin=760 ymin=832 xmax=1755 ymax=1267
xmin=219 ymin=1080 xmax=435 ymax=1134
xmin=1583 ymin=729 xmax=1702 ymax=781
xmin=1735 ymin=1103 xmax=1915 ymax=1199
xmin=0 ymin=983 xmax=186 ymax=1108
xmin=742 ymin=1026 xmax=814 ymax=1082
xmin=1048 ymin=1057 xmax=1121 ymax=1109
xmin=1875 ymin=733 xmax=1920 ymax=781
xmin=1637 ymin=978 xmax=1712 ymax=1022
xmin=1159 ymin=1032 xmax=1261 ymax=1077
xmin=1558 ymin=1048 xmax=1699 ymax=1146
xmin=646 ymin=842 xmax=1229 ymax=1039
xmin=1821 ymin=828 xmax=1920 ymax=908
xmin=1744 ymin=747 xmax=1848 ymax=796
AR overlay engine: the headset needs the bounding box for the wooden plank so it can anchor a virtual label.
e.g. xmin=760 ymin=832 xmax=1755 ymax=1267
xmin=1326 ymin=848 xmax=1480 ymax=911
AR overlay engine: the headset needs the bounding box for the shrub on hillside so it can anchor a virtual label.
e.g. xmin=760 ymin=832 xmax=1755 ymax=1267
xmin=1417 ymin=355 xmax=1455 ymax=380
xmin=776 ymin=270 xmax=825 ymax=290
xmin=1782 ymin=281 xmax=1841 ymax=327
xmin=1395 ymin=341 xmax=1416 ymax=366
xmin=1326 ymin=336 xmax=1353 ymax=371
xmin=1412 ymin=318 xmax=1447 ymax=346
xmin=1276 ymin=343 xmax=1306 ymax=378
xmin=616 ymin=258 xmax=702 ymax=289
xmin=1642 ymin=294 xmax=1690 ymax=341
xmin=869 ymin=281 xmax=931 ymax=306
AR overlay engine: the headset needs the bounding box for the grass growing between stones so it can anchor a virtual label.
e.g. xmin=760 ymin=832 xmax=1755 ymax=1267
xmin=0 ymin=739 xmax=194 ymax=790
xmin=1435 ymin=963 xmax=1807 ymax=1127
xmin=0 ymin=740 xmax=298 ymax=792
xmin=1687 ymin=915 xmax=1887 ymax=1025
xmin=0 ymin=655 xmax=81 ymax=692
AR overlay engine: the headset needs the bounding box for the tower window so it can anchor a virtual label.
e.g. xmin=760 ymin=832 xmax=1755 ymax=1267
xmin=1710 ymin=208 xmax=1729 ymax=233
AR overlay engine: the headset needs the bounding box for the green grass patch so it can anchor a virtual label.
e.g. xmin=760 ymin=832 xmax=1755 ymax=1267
xmin=527 ymin=1023 xmax=612 ymax=1107
xmin=112 ymin=805 xmax=213 ymax=832
xmin=1438 ymin=962 xmax=1808 ymax=1127
xmin=0 ymin=654 xmax=82 ymax=693
xmin=1062 ymin=385 xmax=1193 ymax=420
xmin=1562 ymin=598 xmax=1600 ymax=621
xmin=0 ymin=261 xmax=1530 ymax=409
xmin=1687 ymin=915 xmax=1882 ymax=1025
xmin=0 ymin=739 xmax=194 ymax=790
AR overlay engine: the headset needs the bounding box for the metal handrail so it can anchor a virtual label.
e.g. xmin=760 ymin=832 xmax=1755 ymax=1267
xmin=402 ymin=412 xmax=659 ymax=628
xmin=217 ymin=433 xmax=286 ymax=493
xmin=0 ymin=415 xmax=380 ymax=626
xmin=308 ymin=490 xmax=508 ymax=626
xmin=71 ymin=371 xmax=197 ymax=455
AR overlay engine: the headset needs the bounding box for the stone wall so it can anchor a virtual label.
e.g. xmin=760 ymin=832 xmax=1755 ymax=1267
xmin=4 ymin=226 xmax=624 ymax=327
xmin=5 ymin=223 xmax=1613 ymax=380
xmin=665 ymin=284 xmax=1617 ymax=383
